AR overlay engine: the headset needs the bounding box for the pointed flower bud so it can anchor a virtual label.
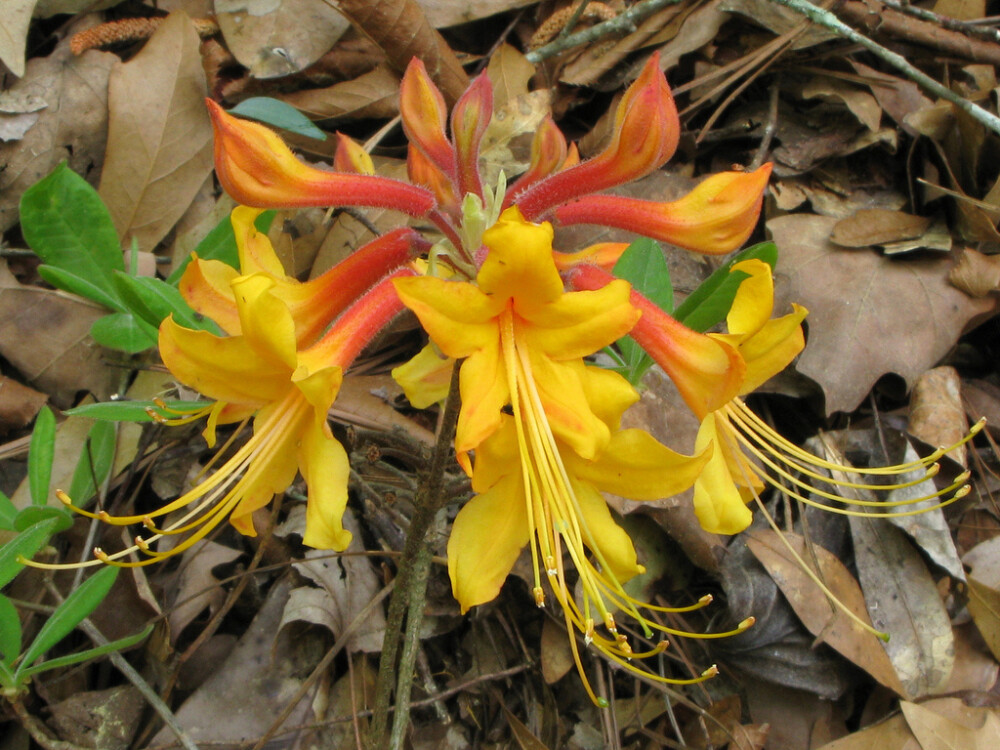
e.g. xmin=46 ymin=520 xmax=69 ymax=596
xmin=206 ymin=99 xmax=434 ymax=215
xmin=516 ymin=54 xmax=679 ymax=219
xmin=407 ymin=144 xmax=460 ymax=215
xmin=555 ymin=165 xmax=772 ymax=254
xmin=450 ymin=71 xmax=493 ymax=198
xmin=506 ymin=116 xmax=569 ymax=205
xmin=400 ymin=57 xmax=456 ymax=178
xmin=333 ymin=133 xmax=375 ymax=175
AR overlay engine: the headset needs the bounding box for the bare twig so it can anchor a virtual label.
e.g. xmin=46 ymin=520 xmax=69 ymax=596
xmin=767 ymin=0 xmax=1000 ymax=135
xmin=881 ymin=0 xmax=1000 ymax=44
xmin=526 ymin=0 xmax=681 ymax=63
xmin=369 ymin=361 xmax=462 ymax=750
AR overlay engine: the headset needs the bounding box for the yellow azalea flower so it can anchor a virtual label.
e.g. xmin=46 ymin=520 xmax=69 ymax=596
xmin=179 ymin=206 xmax=425 ymax=347
xmin=58 ymin=266 xmax=413 ymax=565
xmin=393 ymin=207 xmax=640 ymax=469
xmin=391 ymin=343 xmax=454 ymax=409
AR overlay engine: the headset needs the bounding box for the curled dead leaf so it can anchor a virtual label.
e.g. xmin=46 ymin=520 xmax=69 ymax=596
xmin=830 ymin=209 xmax=930 ymax=248
xmin=949 ymin=248 xmax=1000 ymax=297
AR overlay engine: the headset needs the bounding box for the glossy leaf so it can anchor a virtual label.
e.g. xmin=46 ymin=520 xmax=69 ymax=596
xmin=28 ymin=406 xmax=56 ymax=507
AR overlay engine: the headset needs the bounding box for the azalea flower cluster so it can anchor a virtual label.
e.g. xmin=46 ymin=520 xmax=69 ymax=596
xmin=52 ymin=55 xmax=978 ymax=700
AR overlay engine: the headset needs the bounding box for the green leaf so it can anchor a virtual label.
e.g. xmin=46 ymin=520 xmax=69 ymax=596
xmin=66 ymin=421 xmax=116 ymax=506
xmin=229 ymin=97 xmax=327 ymax=140
xmin=610 ymin=238 xmax=674 ymax=385
xmin=28 ymin=407 xmax=56 ymax=507
xmin=13 ymin=507 xmax=74 ymax=534
xmin=0 ymin=517 xmax=60 ymax=588
xmin=64 ymin=400 xmax=208 ymax=423
xmin=20 ymin=163 xmax=124 ymax=304
xmin=0 ymin=491 xmax=16 ymax=532
xmin=19 ymin=624 xmax=153 ymax=679
xmin=112 ymin=273 xmax=220 ymax=333
xmin=166 ymin=209 xmax=275 ymax=285
xmin=613 ymin=237 xmax=673 ymax=312
xmin=17 ymin=567 xmax=118 ymax=673
xmin=37 ymin=265 xmax=124 ymax=312
xmin=673 ymin=242 xmax=778 ymax=333
xmin=0 ymin=594 xmax=22 ymax=666
xmin=90 ymin=312 xmax=158 ymax=353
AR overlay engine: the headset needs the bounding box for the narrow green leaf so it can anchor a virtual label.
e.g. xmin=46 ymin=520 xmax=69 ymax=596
xmin=64 ymin=400 xmax=208 ymax=423
xmin=20 ymin=163 xmax=124 ymax=301
xmin=0 ymin=594 xmax=22 ymax=666
xmin=37 ymin=265 xmax=124 ymax=312
xmin=0 ymin=659 xmax=15 ymax=690
xmin=613 ymin=237 xmax=673 ymax=312
xmin=66 ymin=421 xmax=116 ymax=506
xmin=13 ymin=507 xmax=74 ymax=534
xmin=672 ymin=241 xmax=777 ymax=330
xmin=90 ymin=312 xmax=158 ymax=353
xmin=28 ymin=407 xmax=56 ymax=507
xmin=677 ymin=270 xmax=751 ymax=333
xmin=17 ymin=567 xmax=118 ymax=672
xmin=166 ymin=209 xmax=275 ymax=285
xmin=19 ymin=624 xmax=153 ymax=679
xmin=112 ymin=273 xmax=220 ymax=333
xmin=0 ymin=491 xmax=16 ymax=531
xmin=610 ymin=238 xmax=674 ymax=384
xmin=230 ymin=97 xmax=328 ymax=140
xmin=0 ymin=517 xmax=59 ymax=588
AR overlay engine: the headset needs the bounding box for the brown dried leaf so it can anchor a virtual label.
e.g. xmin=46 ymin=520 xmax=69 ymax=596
xmin=98 ymin=12 xmax=213 ymax=253
xmin=850 ymin=513 xmax=954 ymax=698
xmin=908 ymin=366 xmax=969 ymax=466
xmin=334 ymin=0 xmax=468 ymax=102
xmin=487 ymin=44 xmax=534 ymax=110
xmin=151 ymin=578 xmax=316 ymax=746
xmin=949 ymin=248 xmax=1000 ymax=297
xmin=286 ymin=511 xmax=387 ymax=653
xmin=801 ymin=78 xmax=882 ymax=132
xmin=165 ymin=540 xmax=242 ymax=642
xmin=831 ymin=209 xmax=931 ymax=248
xmin=215 ymin=0 xmax=350 ymax=79
xmin=0 ymin=374 xmax=47 ymax=432
xmin=814 ymin=713 xmax=915 ymax=750
xmin=0 ymin=33 xmax=115 ymax=233
xmin=747 ymin=530 xmax=902 ymax=694
xmin=0 ymin=263 xmax=115 ymax=407
xmin=279 ymin=64 xmax=401 ymax=120
xmin=32 ymin=0 xmax=121 ymax=17
xmin=963 ymin=537 xmax=1000 ymax=662
xmin=0 ymin=0 xmax=35 ymax=77
xmin=539 ymin=617 xmax=573 ymax=684
xmin=900 ymin=700 xmax=1000 ymax=750
xmin=745 ymin=529 xmax=905 ymax=694
xmin=767 ymin=214 xmax=996 ymax=414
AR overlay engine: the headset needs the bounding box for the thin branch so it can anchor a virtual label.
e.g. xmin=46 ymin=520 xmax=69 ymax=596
xmin=526 ymin=0 xmax=681 ymax=63
xmin=767 ymin=0 xmax=1000 ymax=135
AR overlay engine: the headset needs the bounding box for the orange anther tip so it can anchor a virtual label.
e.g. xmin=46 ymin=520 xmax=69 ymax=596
xmin=702 ymin=665 xmax=720 ymax=678
xmin=956 ymin=485 xmax=972 ymax=498
xmin=532 ymin=587 xmax=546 ymax=608
xmin=699 ymin=594 xmax=714 ymax=605
xmin=56 ymin=490 xmax=73 ymax=506
xmin=142 ymin=517 xmax=155 ymax=530
xmin=97 ymin=511 xmax=111 ymax=521
xmin=739 ymin=616 xmax=756 ymax=629
xmin=135 ymin=536 xmax=150 ymax=552
xmin=94 ymin=547 xmax=110 ymax=562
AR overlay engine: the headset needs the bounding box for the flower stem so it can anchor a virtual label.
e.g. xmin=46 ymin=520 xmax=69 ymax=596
xmin=368 ymin=362 xmax=463 ymax=749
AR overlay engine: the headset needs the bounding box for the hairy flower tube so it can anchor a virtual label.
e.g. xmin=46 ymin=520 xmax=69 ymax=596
xmin=395 ymin=209 xmax=750 ymax=703
xmin=207 ymin=52 xmax=772 ymax=275
xmin=48 ymin=210 xmax=417 ymax=566
xmin=572 ymin=259 xmax=979 ymax=536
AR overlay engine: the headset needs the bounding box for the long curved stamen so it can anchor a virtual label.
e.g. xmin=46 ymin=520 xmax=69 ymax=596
xmin=39 ymin=393 xmax=308 ymax=569
xmin=720 ymin=402 xmax=976 ymax=516
xmin=496 ymin=304 xmax=744 ymax=702
xmin=731 ymin=401 xmax=984 ymax=475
